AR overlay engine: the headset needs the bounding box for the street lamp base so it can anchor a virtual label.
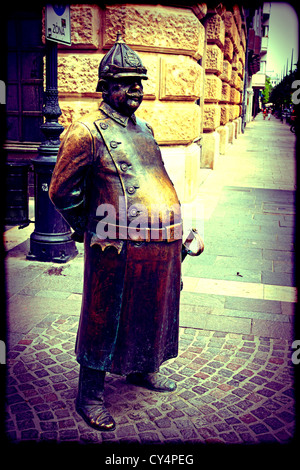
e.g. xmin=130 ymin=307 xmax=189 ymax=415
xmin=27 ymin=235 xmax=78 ymax=263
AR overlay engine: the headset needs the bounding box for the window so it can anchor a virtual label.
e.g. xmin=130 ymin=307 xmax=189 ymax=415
xmin=260 ymin=60 xmax=266 ymax=74
xmin=6 ymin=10 xmax=44 ymax=143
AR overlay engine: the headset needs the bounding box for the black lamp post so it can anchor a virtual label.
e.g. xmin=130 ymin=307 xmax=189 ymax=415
xmin=27 ymin=40 xmax=77 ymax=262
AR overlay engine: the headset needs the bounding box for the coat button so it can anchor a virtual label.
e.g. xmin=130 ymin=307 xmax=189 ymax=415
xmin=129 ymin=208 xmax=139 ymax=217
xmin=110 ymin=141 xmax=121 ymax=148
xmin=127 ymin=186 xmax=136 ymax=195
xmin=100 ymin=122 xmax=108 ymax=129
xmin=120 ymin=163 xmax=128 ymax=172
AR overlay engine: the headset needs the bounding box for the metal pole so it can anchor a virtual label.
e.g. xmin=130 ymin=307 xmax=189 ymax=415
xmin=27 ymin=40 xmax=77 ymax=262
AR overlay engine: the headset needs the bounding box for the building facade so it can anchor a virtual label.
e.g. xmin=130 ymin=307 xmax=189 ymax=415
xmin=4 ymin=3 xmax=269 ymax=211
xmin=55 ymin=3 xmax=248 ymax=197
xmin=244 ymin=2 xmax=271 ymax=122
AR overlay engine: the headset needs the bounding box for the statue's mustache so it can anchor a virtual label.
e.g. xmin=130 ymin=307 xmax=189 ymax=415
xmin=126 ymin=91 xmax=143 ymax=99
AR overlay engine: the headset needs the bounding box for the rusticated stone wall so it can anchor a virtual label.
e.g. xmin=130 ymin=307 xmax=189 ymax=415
xmin=57 ymin=4 xmax=204 ymax=143
xmin=54 ymin=3 xmax=207 ymax=202
xmin=52 ymin=3 xmax=246 ymax=200
xmin=202 ymin=7 xmax=246 ymax=167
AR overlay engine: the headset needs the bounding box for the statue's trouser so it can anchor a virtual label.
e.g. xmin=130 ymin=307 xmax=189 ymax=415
xmin=76 ymin=365 xmax=116 ymax=432
xmin=76 ymin=365 xmax=178 ymax=431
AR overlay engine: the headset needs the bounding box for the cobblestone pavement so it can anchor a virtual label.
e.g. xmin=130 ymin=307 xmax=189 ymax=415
xmin=5 ymin=320 xmax=296 ymax=445
xmin=2 ymin=115 xmax=298 ymax=450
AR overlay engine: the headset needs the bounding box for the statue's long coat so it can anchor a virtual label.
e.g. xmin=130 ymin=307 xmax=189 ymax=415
xmin=49 ymin=102 xmax=182 ymax=375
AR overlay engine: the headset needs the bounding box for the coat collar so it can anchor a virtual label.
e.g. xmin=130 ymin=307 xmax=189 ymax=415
xmin=99 ymin=101 xmax=136 ymax=127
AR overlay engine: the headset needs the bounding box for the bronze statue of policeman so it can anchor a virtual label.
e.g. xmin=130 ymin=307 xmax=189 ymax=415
xmin=49 ymin=33 xmax=183 ymax=432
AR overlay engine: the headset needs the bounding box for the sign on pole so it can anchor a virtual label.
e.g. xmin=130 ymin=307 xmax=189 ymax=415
xmin=46 ymin=5 xmax=71 ymax=46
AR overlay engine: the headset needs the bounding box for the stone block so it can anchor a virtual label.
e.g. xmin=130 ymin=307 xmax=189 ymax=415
xmin=220 ymin=105 xmax=230 ymax=125
xmin=159 ymin=56 xmax=202 ymax=101
xmin=231 ymin=105 xmax=236 ymax=120
xmin=203 ymin=104 xmax=221 ymax=131
xmin=251 ymin=319 xmax=293 ymax=340
xmin=221 ymin=82 xmax=231 ymax=103
xmin=104 ymin=4 xmax=202 ymax=57
xmin=220 ymin=60 xmax=232 ymax=83
xmin=205 ymin=45 xmax=223 ymax=76
xmin=236 ymin=90 xmax=242 ymax=104
xmin=227 ymin=104 xmax=240 ymax=122
xmin=236 ymin=75 xmax=242 ymax=91
xmin=224 ymin=12 xmax=239 ymax=53
xmin=224 ymin=12 xmax=234 ymax=35
xmin=224 ymin=37 xmax=233 ymax=62
xmin=205 ymin=14 xmax=225 ymax=49
xmin=229 ymin=70 xmax=239 ymax=89
xmin=232 ymin=53 xmax=239 ymax=71
xmin=184 ymin=141 xmax=202 ymax=202
xmin=69 ymin=5 xmax=101 ymax=49
xmin=137 ymin=101 xmax=201 ymax=145
xmin=234 ymin=105 xmax=241 ymax=119
xmin=58 ymin=54 xmax=101 ymax=93
xmin=197 ymin=22 xmax=206 ymax=60
xmin=162 ymin=140 xmax=203 ymax=204
xmin=139 ymin=53 xmax=158 ymax=98
xmin=204 ymin=74 xmax=222 ymax=103
xmin=232 ymin=50 xmax=245 ymax=77
xmin=216 ymin=125 xmax=229 ymax=155
xmin=201 ymin=131 xmax=220 ymax=169
xmin=240 ymin=28 xmax=246 ymax=51
xmin=58 ymin=52 xmax=157 ymax=99
xmin=59 ymin=100 xmax=100 ymax=131
xmin=228 ymin=105 xmax=235 ymax=122
xmin=226 ymin=121 xmax=234 ymax=143
xmin=230 ymin=87 xmax=240 ymax=104
xmin=160 ymin=146 xmax=186 ymax=203
xmin=233 ymin=118 xmax=242 ymax=137
xmin=239 ymin=50 xmax=245 ymax=67
xmin=233 ymin=119 xmax=238 ymax=139
xmin=233 ymin=5 xmax=242 ymax=34
xmin=237 ymin=60 xmax=244 ymax=78
xmin=191 ymin=3 xmax=207 ymax=20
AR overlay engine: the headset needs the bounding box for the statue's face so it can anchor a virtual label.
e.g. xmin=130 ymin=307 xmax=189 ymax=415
xmin=102 ymin=77 xmax=144 ymax=116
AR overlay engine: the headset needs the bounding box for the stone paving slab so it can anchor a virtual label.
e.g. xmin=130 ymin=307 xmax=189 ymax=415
xmin=4 ymin=323 xmax=296 ymax=445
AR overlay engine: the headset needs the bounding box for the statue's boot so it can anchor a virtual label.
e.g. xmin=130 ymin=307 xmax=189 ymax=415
xmin=126 ymin=371 xmax=177 ymax=392
xmin=76 ymin=365 xmax=116 ymax=432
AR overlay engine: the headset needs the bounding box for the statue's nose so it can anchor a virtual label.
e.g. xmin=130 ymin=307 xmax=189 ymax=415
xmin=131 ymin=81 xmax=142 ymax=90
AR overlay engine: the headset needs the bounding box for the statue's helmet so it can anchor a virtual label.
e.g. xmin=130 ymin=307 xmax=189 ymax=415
xmin=96 ymin=31 xmax=148 ymax=91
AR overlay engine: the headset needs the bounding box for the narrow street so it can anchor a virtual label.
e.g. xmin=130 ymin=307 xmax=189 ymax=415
xmin=3 ymin=114 xmax=297 ymax=446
